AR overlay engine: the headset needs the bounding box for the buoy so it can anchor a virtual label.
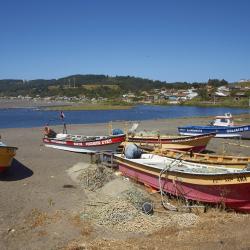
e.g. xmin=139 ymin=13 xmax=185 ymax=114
xmin=124 ymin=143 xmax=142 ymax=159
xmin=112 ymin=128 xmax=124 ymax=135
xmin=142 ymin=202 xmax=154 ymax=215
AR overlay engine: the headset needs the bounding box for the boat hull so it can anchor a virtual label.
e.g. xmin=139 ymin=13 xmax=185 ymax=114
xmin=128 ymin=133 xmax=215 ymax=152
xmin=178 ymin=125 xmax=250 ymax=139
xmin=0 ymin=146 xmax=17 ymax=172
xmin=115 ymin=155 xmax=250 ymax=212
xmin=43 ymin=134 xmax=126 ymax=153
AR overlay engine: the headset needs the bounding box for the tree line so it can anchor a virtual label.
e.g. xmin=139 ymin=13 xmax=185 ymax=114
xmin=0 ymin=75 xmax=229 ymax=98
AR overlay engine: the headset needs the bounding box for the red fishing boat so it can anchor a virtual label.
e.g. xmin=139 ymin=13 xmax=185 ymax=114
xmin=128 ymin=133 xmax=215 ymax=152
xmin=43 ymin=126 xmax=126 ymax=153
xmin=114 ymin=153 xmax=250 ymax=212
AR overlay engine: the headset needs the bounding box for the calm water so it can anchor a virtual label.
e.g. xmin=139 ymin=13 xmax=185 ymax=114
xmin=0 ymin=105 xmax=249 ymax=129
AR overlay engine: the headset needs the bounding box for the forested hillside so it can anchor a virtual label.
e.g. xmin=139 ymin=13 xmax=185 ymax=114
xmin=0 ymin=74 xmax=190 ymax=98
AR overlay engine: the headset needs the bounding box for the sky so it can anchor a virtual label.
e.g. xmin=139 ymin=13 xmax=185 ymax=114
xmin=0 ymin=0 xmax=250 ymax=82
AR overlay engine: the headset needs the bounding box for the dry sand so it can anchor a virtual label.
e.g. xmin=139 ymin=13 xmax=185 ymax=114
xmin=1 ymin=115 xmax=250 ymax=250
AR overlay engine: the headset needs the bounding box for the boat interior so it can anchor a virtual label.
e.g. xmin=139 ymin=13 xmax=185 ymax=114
xmin=116 ymin=153 xmax=248 ymax=175
xmin=55 ymin=133 xmax=109 ymax=142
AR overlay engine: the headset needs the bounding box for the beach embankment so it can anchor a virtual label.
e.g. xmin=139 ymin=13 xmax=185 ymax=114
xmin=1 ymin=117 xmax=250 ymax=249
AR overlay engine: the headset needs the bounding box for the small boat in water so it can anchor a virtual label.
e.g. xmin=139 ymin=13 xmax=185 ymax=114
xmin=153 ymin=148 xmax=250 ymax=169
xmin=178 ymin=113 xmax=250 ymax=139
xmin=114 ymin=152 xmax=250 ymax=212
xmin=43 ymin=126 xmax=126 ymax=153
xmin=128 ymin=133 xmax=215 ymax=152
xmin=0 ymin=141 xmax=18 ymax=172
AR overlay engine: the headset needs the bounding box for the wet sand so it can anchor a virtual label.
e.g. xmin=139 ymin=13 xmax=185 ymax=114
xmin=1 ymin=116 xmax=250 ymax=250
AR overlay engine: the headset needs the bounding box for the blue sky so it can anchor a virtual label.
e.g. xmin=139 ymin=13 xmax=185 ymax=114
xmin=0 ymin=0 xmax=249 ymax=82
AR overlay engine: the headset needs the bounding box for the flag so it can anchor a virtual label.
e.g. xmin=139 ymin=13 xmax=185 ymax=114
xmin=60 ymin=111 xmax=65 ymax=120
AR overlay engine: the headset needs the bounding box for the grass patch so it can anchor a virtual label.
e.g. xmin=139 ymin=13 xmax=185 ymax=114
xmin=82 ymin=84 xmax=119 ymax=90
xmin=184 ymin=97 xmax=250 ymax=108
xmin=47 ymin=104 xmax=134 ymax=111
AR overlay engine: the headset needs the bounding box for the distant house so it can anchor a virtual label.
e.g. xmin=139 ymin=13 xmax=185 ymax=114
xmin=176 ymin=93 xmax=188 ymax=100
xmin=239 ymin=79 xmax=250 ymax=83
xmin=214 ymin=92 xmax=228 ymax=97
xmin=217 ymin=86 xmax=230 ymax=92
xmin=144 ymin=95 xmax=155 ymax=103
xmin=168 ymin=95 xmax=178 ymax=101
xmin=233 ymin=92 xmax=248 ymax=101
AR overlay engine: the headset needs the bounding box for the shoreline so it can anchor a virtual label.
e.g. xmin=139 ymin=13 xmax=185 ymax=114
xmin=0 ymin=112 xmax=250 ymax=130
xmin=1 ymin=98 xmax=250 ymax=110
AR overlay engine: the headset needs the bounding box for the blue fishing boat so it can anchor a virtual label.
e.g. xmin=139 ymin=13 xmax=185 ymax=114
xmin=178 ymin=113 xmax=250 ymax=139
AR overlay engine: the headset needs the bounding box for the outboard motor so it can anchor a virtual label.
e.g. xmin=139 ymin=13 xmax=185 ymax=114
xmin=124 ymin=143 xmax=142 ymax=159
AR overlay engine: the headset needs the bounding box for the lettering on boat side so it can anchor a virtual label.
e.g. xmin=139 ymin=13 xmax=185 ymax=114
xmin=227 ymin=127 xmax=249 ymax=133
xmin=225 ymin=177 xmax=234 ymax=182
xmin=186 ymin=129 xmax=203 ymax=133
xmin=101 ymin=139 xmax=112 ymax=145
xmin=237 ymin=176 xmax=247 ymax=182
xmin=213 ymin=176 xmax=247 ymax=183
xmin=85 ymin=141 xmax=102 ymax=146
xmin=85 ymin=139 xmax=112 ymax=146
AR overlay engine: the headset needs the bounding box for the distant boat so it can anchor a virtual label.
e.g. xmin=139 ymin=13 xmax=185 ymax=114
xmin=43 ymin=126 xmax=126 ymax=153
xmin=0 ymin=141 xmax=18 ymax=172
xmin=128 ymin=133 xmax=215 ymax=152
xmin=178 ymin=113 xmax=250 ymax=139
xmin=114 ymin=152 xmax=250 ymax=212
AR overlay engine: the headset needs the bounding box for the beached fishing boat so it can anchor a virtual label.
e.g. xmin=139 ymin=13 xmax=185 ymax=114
xmin=43 ymin=126 xmax=126 ymax=153
xmin=114 ymin=152 xmax=250 ymax=212
xmin=0 ymin=141 xmax=18 ymax=172
xmin=137 ymin=143 xmax=195 ymax=152
xmin=153 ymin=148 xmax=250 ymax=169
xmin=128 ymin=133 xmax=215 ymax=152
xmin=178 ymin=113 xmax=250 ymax=139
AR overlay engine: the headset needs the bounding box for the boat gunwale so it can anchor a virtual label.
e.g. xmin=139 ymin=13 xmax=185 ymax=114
xmin=154 ymin=149 xmax=250 ymax=167
xmin=114 ymin=154 xmax=250 ymax=179
xmin=0 ymin=145 xmax=18 ymax=151
xmin=44 ymin=133 xmax=126 ymax=143
xmin=128 ymin=132 xmax=216 ymax=141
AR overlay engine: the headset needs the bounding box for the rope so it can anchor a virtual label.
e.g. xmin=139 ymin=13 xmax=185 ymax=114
xmin=158 ymin=153 xmax=184 ymax=211
xmin=158 ymin=152 xmax=205 ymax=212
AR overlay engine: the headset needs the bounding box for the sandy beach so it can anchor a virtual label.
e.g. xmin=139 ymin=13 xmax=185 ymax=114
xmin=1 ymin=116 xmax=250 ymax=250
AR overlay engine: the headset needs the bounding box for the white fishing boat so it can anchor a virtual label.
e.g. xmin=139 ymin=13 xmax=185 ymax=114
xmin=178 ymin=113 xmax=250 ymax=139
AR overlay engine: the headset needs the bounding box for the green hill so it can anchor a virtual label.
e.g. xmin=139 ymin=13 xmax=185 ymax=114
xmin=0 ymin=74 xmax=186 ymax=98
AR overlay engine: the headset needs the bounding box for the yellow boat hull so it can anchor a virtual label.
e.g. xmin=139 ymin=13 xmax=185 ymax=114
xmin=0 ymin=146 xmax=17 ymax=172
